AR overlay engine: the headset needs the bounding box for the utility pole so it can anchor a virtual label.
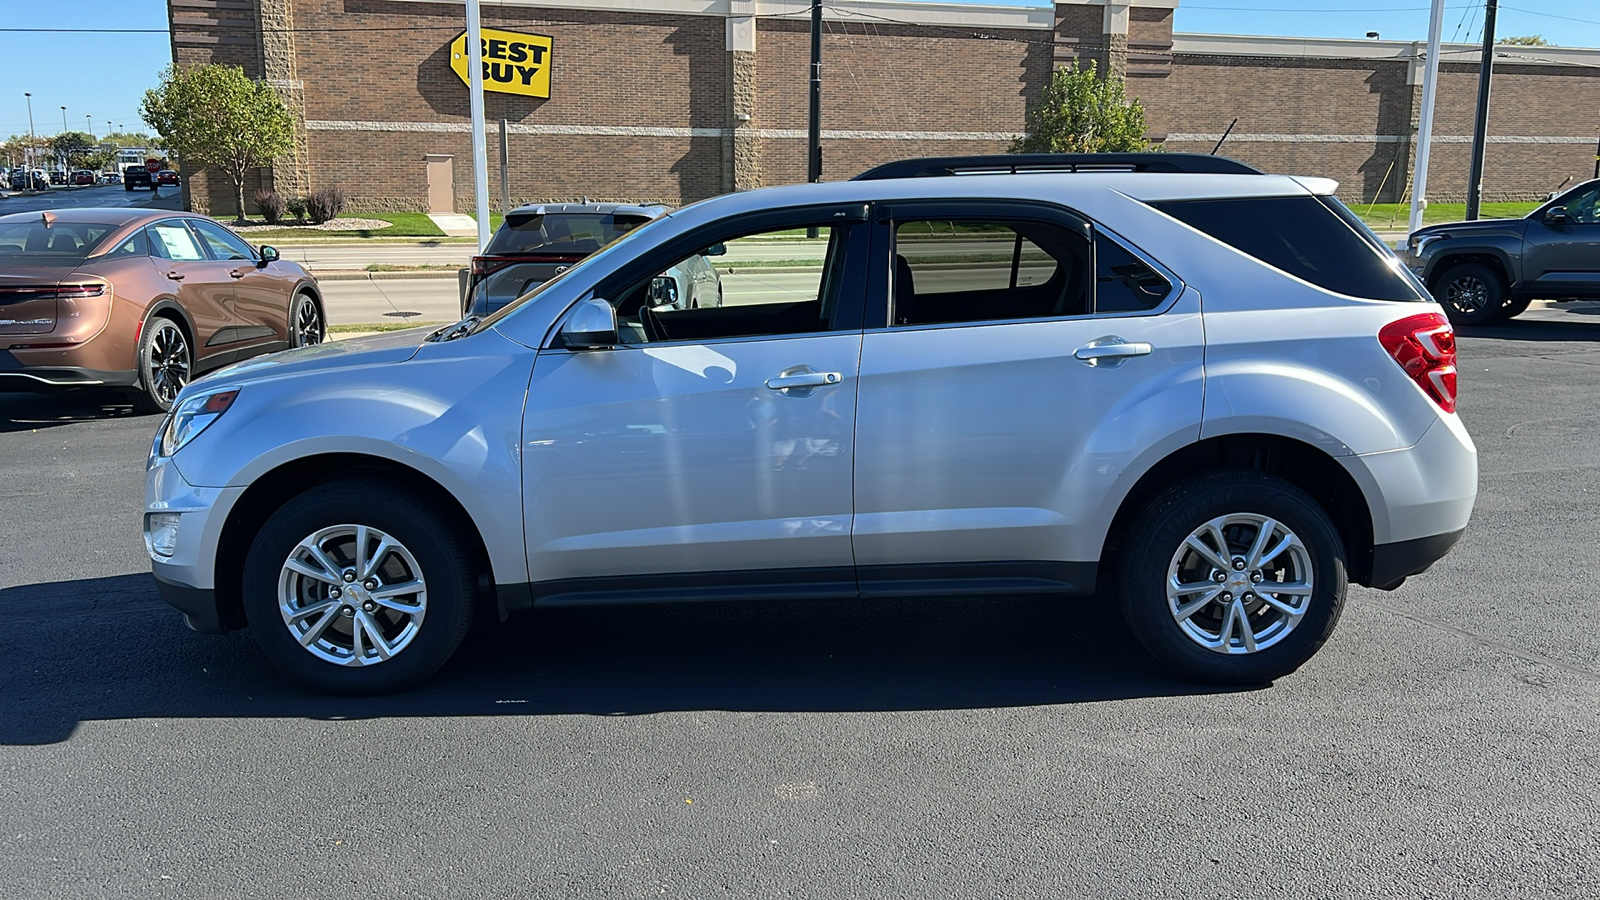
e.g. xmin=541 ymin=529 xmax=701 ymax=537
xmin=1465 ymin=0 xmax=1498 ymax=220
xmin=807 ymin=0 xmax=822 ymax=183
xmin=498 ymin=117 xmax=510 ymax=214
xmin=1408 ymin=0 xmax=1446 ymax=236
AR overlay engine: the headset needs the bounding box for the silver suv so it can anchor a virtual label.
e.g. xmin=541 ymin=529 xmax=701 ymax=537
xmin=144 ymin=154 xmax=1477 ymax=694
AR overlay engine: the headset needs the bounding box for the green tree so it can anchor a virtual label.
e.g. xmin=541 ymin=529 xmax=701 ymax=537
xmin=1011 ymin=62 xmax=1152 ymax=154
xmin=1501 ymin=35 xmax=1549 ymax=46
xmin=104 ymin=130 xmax=158 ymax=148
xmin=50 ymin=131 xmax=105 ymax=169
xmin=141 ymin=64 xmax=294 ymax=223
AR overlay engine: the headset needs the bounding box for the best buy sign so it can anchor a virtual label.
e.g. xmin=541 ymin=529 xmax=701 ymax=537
xmin=450 ymin=28 xmax=553 ymax=98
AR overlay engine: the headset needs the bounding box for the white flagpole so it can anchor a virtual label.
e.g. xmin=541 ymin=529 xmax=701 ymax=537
xmin=465 ymin=0 xmax=492 ymax=251
xmin=1409 ymin=0 xmax=1446 ymax=235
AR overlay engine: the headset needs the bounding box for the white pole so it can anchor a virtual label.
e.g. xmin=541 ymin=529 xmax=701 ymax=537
xmin=1409 ymin=0 xmax=1446 ymax=235
xmin=464 ymin=0 xmax=492 ymax=251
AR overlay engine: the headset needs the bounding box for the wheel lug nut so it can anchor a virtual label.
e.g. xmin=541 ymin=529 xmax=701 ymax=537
xmin=362 ymin=601 xmax=376 ymax=612
xmin=363 ymin=580 xmax=377 ymax=590
xmin=1250 ymin=572 xmax=1263 ymax=583
xmin=1219 ymin=591 xmax=1232 ymax=602
xmin=341 ymin=606 xmax=355 ymax=617
xmin=1213 ymin=572 xmax=1226 ymax=583
xmin=342 ymin=571 xmax=356 ymax=583
xmin=1232 ymin=558 xmax=1246 ymax=571
xmin=329 ymin=587 xmax=341 ymax=598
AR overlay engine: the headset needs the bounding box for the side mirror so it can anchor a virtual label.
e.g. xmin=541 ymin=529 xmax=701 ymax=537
xmin=1544 ymin=206 xmax=1570 ymax=224
xmin=702 ymin=243 xmax=727 ymax=257
xmin=259 ymin=245 xmax=280 ymax=266
xmin=558 ymin=297 xmax=619 ymax=350
xmin=648 ymin=275 xmax=679 ymax=307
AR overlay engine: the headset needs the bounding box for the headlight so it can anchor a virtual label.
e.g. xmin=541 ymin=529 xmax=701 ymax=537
xmin=155 ymin=388 xmax=239 ymax=459
xmin=1409 ymin=233 xmax=1446 ymax=255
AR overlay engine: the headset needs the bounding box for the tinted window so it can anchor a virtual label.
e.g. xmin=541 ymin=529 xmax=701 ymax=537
xmin=1154 ymin=196 xmax=1426 ymax=302
xmin=0 ymin=221 xmax=117 ymax=258
xmin=609 ymin=225 xmax=848 ymax=343
xmin=101 ymin=230 xmax=147 ymax=259
xmin=1094 ymin=234 xmax=1171 ymax=313
xmin=189 ymin=219 xmax=256 ymax=260
xmin=485 ymin=212 xmax=654 ymax=255
xmin=1558 ymin=184 xmax=1600 ymax=224
xmin=147 ymin=221 xmax=207 ymax=261
xmin=891 ymin=220 xmax=1090 ymax=325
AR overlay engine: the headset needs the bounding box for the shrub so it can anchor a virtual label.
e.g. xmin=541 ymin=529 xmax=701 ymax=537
xmin=285 ymin=196 xmax=308 ymax=222
xmin=253 ymin=189 xmax=287 ymax=225
xmin=305 ymin=186 xmax=346 ymax=225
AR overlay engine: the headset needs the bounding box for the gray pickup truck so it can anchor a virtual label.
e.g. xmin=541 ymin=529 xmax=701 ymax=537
xmin=1402 ymin=178 xmax=1600 ymax=324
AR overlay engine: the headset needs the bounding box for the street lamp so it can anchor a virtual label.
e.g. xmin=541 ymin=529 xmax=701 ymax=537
xmin=24 ymin=92 xmax=35 ymax=173
xmin=86 ymin=115 xmax=93 ymax=139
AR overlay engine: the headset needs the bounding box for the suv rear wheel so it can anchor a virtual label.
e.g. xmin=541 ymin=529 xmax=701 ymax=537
xmin=1434 ymin=261 xmax=1508 ymax=325
xmin=241 ymin=478 xmax=476 ymax=694
xmin=1118 ymin=470 xmax=1347 ymax=684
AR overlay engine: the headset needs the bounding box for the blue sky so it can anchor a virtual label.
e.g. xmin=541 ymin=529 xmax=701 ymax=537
xmin=2 ymin=1 xmax=1597 ymax=142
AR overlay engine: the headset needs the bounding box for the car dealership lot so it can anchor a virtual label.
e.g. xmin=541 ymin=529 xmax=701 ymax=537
xmin=1 ymin=309 xmax=1597 ymax=897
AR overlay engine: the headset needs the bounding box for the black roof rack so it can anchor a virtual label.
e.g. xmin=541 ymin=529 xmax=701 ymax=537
xmin=851 ymin=153 xmax=1263 ymax=181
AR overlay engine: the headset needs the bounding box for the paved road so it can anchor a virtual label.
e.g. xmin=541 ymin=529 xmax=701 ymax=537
xmin=1 ymin=307 xmax=1598 ymax=898
xmin=319 ymin=276 xmax=463 ymax=325
xmin=0 ymin=182 xmax=170 ymax=214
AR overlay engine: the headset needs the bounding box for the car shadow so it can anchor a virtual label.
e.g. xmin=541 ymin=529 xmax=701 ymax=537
xmin=0 ymin=390 xmax=152 ymax=433
xmin=1458 ymin=307 xmax=1600 ymax=342
xmin=0 ymin=573 xmax=1246 ymax=745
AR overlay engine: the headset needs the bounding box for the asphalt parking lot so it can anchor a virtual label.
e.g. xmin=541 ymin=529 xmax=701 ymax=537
xmin=1 ymin=306 xmax=1597 ymax=899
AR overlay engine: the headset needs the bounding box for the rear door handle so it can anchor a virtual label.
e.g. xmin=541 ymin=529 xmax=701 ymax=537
xmin=765 ymin=369 xmax=842 ymax=393
xmin=165 ymin=271 xmax=184 ymax=281
xmin=1074 ymin=337 xmax=1152 ymax=368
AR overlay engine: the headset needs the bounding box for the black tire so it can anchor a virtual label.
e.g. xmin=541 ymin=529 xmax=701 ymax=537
xmin=288 ymin=291 xmax=325 ymax=348
xmin=1433 ymin=262 xmax=1507 ymax=325
xmin=1118 ymin=470 xmax=1347 ymax=685
xmin=241 ymin=478 xmax=476 ymax=694
xmin=130 ymin=315 xmax=191 ymax=414
xmin=1499 ymin=294 xmax=1534 ymax=320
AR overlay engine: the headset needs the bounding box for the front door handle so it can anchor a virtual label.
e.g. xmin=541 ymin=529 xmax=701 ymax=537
xmin=765 ymin=368 xmax=842 ymax=394
xmin=1074 ymin=336 xmax=1152 ymax=368
xmin=165 ymin=271 xmax=185 ymax=281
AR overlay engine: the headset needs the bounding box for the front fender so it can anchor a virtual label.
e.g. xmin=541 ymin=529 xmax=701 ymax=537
xmin=1423 ymin=241 xmax=1521 ymax=286
xmin=170 ymin=329 xmax=536 ymax=584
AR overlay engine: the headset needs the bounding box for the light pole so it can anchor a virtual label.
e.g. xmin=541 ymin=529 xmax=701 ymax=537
xmin=85 ymin=115 xmax=93 ymax=139
xmin=24 ymin=92 xmax=35 ymax=175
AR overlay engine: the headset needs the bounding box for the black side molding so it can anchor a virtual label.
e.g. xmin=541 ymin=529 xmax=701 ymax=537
xmin=1367 ymin=528 xmax=1466 ymax=591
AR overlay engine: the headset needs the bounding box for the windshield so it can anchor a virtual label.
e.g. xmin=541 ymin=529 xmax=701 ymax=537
xmin=470 ymin=212 xmax=673 ymax=335
xmin=484 ymin=212 xmax=654 ymax=256
xmin=0 ymin=221 xmax=119 ymax=259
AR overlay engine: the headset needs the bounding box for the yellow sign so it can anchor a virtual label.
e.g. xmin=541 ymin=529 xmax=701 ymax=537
xmin=449 ymin=28 xmax=553 ymax=98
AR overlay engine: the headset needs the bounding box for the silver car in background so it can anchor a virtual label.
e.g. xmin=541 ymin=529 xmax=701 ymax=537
xmin=145 ymin=154 xmax=1476 ymax=694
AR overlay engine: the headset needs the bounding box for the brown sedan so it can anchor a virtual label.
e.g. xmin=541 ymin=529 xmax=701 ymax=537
xmin=0 ymin=208 xmax=324 ymax=412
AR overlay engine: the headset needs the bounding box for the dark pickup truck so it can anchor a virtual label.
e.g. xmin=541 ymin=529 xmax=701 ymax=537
xmin=1402 ymin=178 xmax=1600 ymax=324
xmin=123 ymin=165 xmax=154 ymax=191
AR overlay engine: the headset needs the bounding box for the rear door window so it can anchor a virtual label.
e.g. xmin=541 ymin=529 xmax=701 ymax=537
xmin=1153 ymin=196 xmax=1427 ymax=301
xmin=486 ymin=212 xmax=654 ymax=255
xmin=147 ymin=221 xmax=207 ymax=261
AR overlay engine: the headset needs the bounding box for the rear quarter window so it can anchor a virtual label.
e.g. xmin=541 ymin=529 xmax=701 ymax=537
xmin=1152 ymin=196 xmax=1427 ymax=302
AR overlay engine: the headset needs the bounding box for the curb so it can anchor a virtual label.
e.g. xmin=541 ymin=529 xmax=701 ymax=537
xmin=313 ymin=270 xmax=461 ymax=281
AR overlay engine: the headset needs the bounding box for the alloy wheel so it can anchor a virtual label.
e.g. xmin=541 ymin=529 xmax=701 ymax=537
xmin=1444 ymin=275 xmax=1488 ymax=316
xmin=1165 ymin=513 xmax=1315 ymax=654
xmin=293 ymin=296 xmax=324 ymax=347
xmin=145 ymin=320 xmax=190 ymax=409
xmin=277 ymin=524 xmax=428 ymax=666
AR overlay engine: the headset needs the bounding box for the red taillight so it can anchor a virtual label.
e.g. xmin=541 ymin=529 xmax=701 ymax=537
xmin=470 ymin=256 xmax=488 ymax=277
xmin=1379 ymin=312 xmax=1457 ymax=413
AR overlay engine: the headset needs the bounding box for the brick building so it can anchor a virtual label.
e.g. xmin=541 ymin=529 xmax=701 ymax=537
xmin=167 ymin=0 xmax=1600 ymax=216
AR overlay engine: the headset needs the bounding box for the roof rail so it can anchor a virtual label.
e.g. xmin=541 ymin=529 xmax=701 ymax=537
xmin=851 ymin=153 xmax=1263 ymax=181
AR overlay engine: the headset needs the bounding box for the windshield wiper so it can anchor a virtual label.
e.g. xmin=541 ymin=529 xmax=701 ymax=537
xmin=432 ymin=316 xmax=481 ymax=342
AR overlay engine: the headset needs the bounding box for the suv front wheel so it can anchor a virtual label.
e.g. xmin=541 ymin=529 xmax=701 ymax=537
xmin=1118 ymin=471 xmax=1347 ymax=684
xmin=241 ymin=478 xmax=476 ymax=694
